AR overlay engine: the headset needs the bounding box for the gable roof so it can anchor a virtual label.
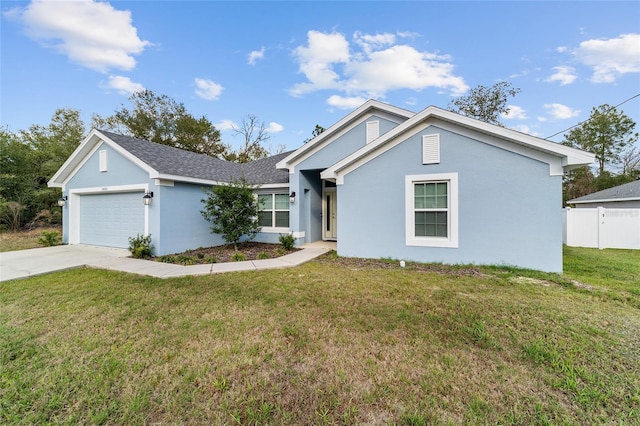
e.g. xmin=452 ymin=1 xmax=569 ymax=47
xmin=321 ymin=105 xmax=595 ymax=182
xmin=48 ymin=129 xmax=291 ymax=188
xmin=276 ymin=99 xmax=415 ymax=171
xmin=568 ymin=180 xmax=640 ymax=204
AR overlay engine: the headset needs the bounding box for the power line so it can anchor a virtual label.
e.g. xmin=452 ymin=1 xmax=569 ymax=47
xmin=544 ymin=93 xmax=640 ymax=140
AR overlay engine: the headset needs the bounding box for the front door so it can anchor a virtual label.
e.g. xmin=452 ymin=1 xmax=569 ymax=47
xmin=323 ymin=190 xmax=337 ymax=240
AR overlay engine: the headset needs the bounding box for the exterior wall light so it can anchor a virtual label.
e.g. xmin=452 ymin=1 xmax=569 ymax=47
xmin=143 ymin=191 xmax=153 ymax=206
xmin=289 ymin=192 xmax=296 ymax=204
xmin=57 ymin=196 xmax=68 ymax=207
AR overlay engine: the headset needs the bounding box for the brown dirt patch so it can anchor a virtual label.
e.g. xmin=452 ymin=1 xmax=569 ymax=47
xmin=153 ymin=242 xmax=299 ymax=264
xmin=315 ymin=253 xmax=487 ymax=277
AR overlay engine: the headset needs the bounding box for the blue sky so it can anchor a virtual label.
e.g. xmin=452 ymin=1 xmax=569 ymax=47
xmin=2 ymin=1 xmax=639 ymax=152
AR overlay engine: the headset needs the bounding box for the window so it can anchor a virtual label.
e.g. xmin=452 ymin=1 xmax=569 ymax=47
xmin=405 ymin=173 xmax=458 ymax=248
xmin=258 ymin=193 xmax=289 ymax=229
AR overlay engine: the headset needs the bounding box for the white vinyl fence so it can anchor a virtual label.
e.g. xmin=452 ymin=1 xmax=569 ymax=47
xmin=564 ymin=207 xmax=640 ymax=249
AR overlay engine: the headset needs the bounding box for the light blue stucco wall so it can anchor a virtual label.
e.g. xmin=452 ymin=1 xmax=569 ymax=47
xmin=336 ymin=126 xmax=564 ymax=272
xmin=62 ymin=141 xmax=289 ymax=254
xmin=62 ymin=142 xmax=151 ymax=245
xmin=289 ymin=114 xmax=400 ymax=244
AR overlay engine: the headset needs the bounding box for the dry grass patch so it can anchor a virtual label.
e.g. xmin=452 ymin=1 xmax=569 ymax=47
xmin=1 ymin=248 xmax=639 ymax=424
xmin=0 ymin=226 xmax=62 ymax=252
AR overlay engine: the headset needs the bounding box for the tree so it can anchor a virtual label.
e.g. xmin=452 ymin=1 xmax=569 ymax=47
xmin=620 ymin=146 xmax=640 ymax=180
xmin=447 ymin=81 xmax=521 ymax=126
xmin=304 ymin=124 xmax=325 ymax=143
xmin=0 ymin=109 xmax=86 ymax=229
xmin=200 ymin=180 xmax=261 ymax=251
xmin=93 ymin=90 xmax=229 ymax=158
xmin=224 ymin=114 xmax=272 ymax=163
xmin=562 ymin=104 xmax=638 ymax=175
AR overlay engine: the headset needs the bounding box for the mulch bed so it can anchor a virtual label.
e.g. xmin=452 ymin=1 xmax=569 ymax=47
xmin=153 ymin=242 xmax=300 ymax=264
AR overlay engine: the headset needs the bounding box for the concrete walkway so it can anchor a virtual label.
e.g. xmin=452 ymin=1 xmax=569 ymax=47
xmin=0 ymin=243 xmax=334 ymax=282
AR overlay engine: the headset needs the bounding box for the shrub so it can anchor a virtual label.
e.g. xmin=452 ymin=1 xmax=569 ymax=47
xmin=201 ymin=179 xmax=261 ymax=251
xmin=232 ymin=252 xmax=247 ymax=262
xmin=257 ymin=251 xmax=270 ymax=259
xmin=38 ymin=230 xmax=61 ymax=246
xmin=279 ymin=233 xmax=296 ymax=251
xmin=159 ymin=255 xmax=176 ymax=263
xmin=205 ymin=256 xmax=217 ymax=264
xmin=128 ymin=234 xmax=153 ymax=259
xmin=176 ymin=254 xmax=195 ymax=265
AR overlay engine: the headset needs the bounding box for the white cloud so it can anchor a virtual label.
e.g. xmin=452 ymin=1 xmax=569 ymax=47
xmin=290 ymin=30 xmax=468 ymax=99
xmin=266 ymin=122 xmax=284 ymax=133
xmin=102 ymin=75 xmax=144 ymax=95
xmin=215 ymin=119 xmax=236 ymax=131
xmin=248 ymin=46 xmax=265 ymax=65
xmin=326 ymin=95 xmax=368 ymax=110
xmin=544 ymin=103 xmax=580 ymax=120
xmin=501 ymin=105 xmax=527 ymax=120
xmin=573 ymin=33 xmax=640 ymax=83
xmin=194 ymin=78 xmax=224 ymax=101
xmin=12 ymin=0 xmax=149 ymax=73
xmin=290 ymin=31 xmax=351 ymax=95
xmin=545 ymin=66 xmax=577 ymax=85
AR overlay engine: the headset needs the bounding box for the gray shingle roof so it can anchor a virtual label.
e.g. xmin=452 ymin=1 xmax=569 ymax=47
xmin=568 ymin=180 xmax=640 ymax=203
xmin=101 ymin=130 xmax=290 ymax=185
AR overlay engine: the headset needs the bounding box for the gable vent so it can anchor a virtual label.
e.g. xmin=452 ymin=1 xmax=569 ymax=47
xmin=366 ymin=120 xmax=379 ymax=144
xmin=422 ymin=134 xmax=440 ymax=164
xmin=99 ymin=149 xmax=108 ymax=172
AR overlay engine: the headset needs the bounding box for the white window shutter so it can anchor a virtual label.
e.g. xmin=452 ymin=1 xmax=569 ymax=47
xmin=366 ymin=121 xmax=379 ymax=144
xmin=99 ymin=150 xmax=108 ymax=172
xmin=422 ymin=134 xmax=440 ymax=164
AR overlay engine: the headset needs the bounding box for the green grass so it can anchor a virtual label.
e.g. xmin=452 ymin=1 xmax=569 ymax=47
xmin=1 ymin=246 xmax=638 ymax=424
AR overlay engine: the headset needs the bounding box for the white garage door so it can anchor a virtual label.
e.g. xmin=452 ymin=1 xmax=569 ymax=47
xmin=79 ymin=192 xmax=145 ymax=248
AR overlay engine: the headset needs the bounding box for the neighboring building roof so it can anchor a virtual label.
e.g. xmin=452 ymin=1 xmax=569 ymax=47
xmin=49 ymin=129 xmax=291 ymax=188
xmin=320 ymin=105 xmax=595 ymax=182
xmin=568 ymin=180 xmax=640 ymax=204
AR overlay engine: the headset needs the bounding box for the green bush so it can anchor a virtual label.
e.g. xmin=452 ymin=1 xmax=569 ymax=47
xmin=257 ymin=251 xmax=270 ymax=259
xmin=128 ymin=234 xmax=153 ymax=259
xmin=279 ymin=233 xmax=296 ymax=251
xmin=158 ymin=255 xmax=176 ymax=263
xmin=38 ymin=230 xmax=61 ymax=247
xmin=176 ymin=254 xmax=195 ymax=265
xmin=232 ymin=252 xmax=247 ymax=262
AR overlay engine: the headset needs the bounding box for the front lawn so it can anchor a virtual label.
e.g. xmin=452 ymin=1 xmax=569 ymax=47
xmin=1 ymin=247 xmax=638 ymax=424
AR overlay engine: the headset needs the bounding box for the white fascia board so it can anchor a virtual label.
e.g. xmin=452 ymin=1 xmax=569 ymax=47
xmin=429 ymin=107 xmax=595 ymax=168
xmin=276 ymin=99 xmax=415 ymax=171
xmin=571 ymin=197 xmax=640 ymax=204
xmin=322 ymin=106 xmax=595 ymax=181
xmin=48 ymin=129 xmax=103 ymax=187
xmin=49 ymin=129 xmax=160 ymax=189
xmin=153 ymin=173 xmax=288 ymax=189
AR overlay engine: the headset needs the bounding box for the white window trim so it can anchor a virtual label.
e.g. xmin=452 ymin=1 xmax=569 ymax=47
xmin=258 ymin=193 xmax=290 ymax=233
xmin=405 ymin=172 xmax=458 ymax=248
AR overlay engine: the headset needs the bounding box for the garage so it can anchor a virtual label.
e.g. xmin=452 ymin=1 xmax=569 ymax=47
xmin=79 ymin=192 xmax=145 ymax=248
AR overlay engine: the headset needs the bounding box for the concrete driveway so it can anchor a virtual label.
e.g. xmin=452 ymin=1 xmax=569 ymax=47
xmin=0 ymin=245 xmax=130 ymax=282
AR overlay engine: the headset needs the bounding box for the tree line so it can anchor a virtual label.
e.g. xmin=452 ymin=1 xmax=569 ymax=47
xmin=2 ymin=84 xmax=638 ymax=232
